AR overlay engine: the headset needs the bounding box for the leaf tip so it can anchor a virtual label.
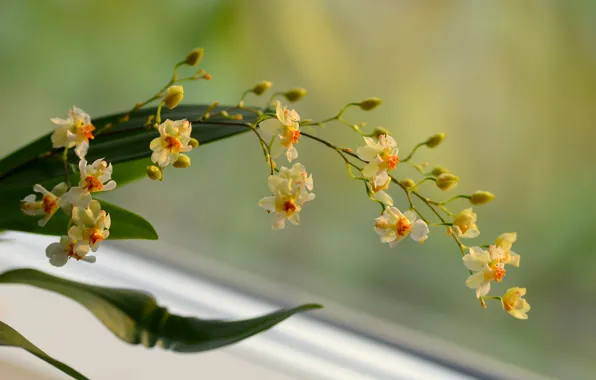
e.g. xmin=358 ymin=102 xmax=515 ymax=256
xmin=299 ymin=303 xmax=324 ymax=312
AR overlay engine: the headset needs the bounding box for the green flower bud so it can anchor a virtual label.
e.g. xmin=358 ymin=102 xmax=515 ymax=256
xmin=370 ymin=127 xmax=392 ymax=138
xmin=185 ymin=48 xmax=204 ymax=66
xmin=436 ymin=173 xmax=459 ymax=191
xmin=399 ymin=178 xmax=416 ymax=189
xmin=252 ymin=81 xmax=272 ymax=95
xmin=164 ymin=85 xmax=184 ymax=109
xmin=146 ymin=165 xmax=162 ymax=180
xmin=189 ymin=138 xmax=199 ymax=148
xmin=173 ymin=154 xmax=191 ymax=168
xmin=431 ymin=166 xmax=449 ymax=177
xmin=426 ymin=132 xmax=446 ymax=148
xmin=470 ymin=191 xmax=495 ymax=205
xmin=283 ymin=88 xmax=307 ymax=102
xmin=359 ymin=97 xmax=382 ymax=111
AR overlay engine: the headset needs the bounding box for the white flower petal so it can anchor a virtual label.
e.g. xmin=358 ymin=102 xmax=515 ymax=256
xmin=410 ymin=220 xmax=429 ymax=243
xmin=465 ymin=272 xmax=485 ymax=289
xmin=373 ymin=191 xmax=393 ymax=206
xmin=258 ymin=196 xmax=276 ymax=211
xmin=286 ymin=146 xmax=298 ymax=162
xmin=362 ymin=162 xmax=379 ymax=178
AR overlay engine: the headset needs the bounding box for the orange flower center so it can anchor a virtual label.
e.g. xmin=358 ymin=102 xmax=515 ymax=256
xmin=485 ymin=265 xmax=506 ymax=282
xmin=164 ymin=136 xmax=182 ymax=151
xmin=494 ymin=267 xmax=506 ymax=282
xmin=89 ymin=230 xmax=104 ymax=246
xmin=82 ymin=124 xmax=95 ymax=140
xmin=396 ymin=216 xmax=412 ymax=236
xmin=67 ymin=242 xmax=83 ymax=260
xmin=42 ymin=195 xmax=58 ymax=214
xmin=290 ymin=129 xmax=301 ymax=144
xmin=84 ymin=176 xmax=103 ymax=192
xmin=281 ymin=128 xmax=301 ymax=147
xmin=385 ymin=155 xmax=399 ymax=170
xmin=282 ymin=200 xmax=297 ymax=215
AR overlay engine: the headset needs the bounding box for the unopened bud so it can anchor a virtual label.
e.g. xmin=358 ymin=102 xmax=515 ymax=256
xmin=185 ymin=48 xmax=204 ymax=66
xmin=399 ymin=178 xmax=416 ymax=189
xmin=252 ymin=81 xmax=273 ymax=95
xmin=436 ymin=173 xmax=459 ymax=191
xmin=283 ymin=88 xmax=307 ymax=102
xmin=370 ymin=127 xmax=391 ymax=138
xmin=431 ymin=166 xmax=449 ymax=176
xmin=173 ymin=154 xmax=191 ymax=168
xmin=164 ymin=85 xmax=184 ymax=109
xmin=189 ymin=138 xmax=199 ymax=148
xmin=426 ymin=132 xmax=446 ymax=148
xmin=146 ymin=166 xmax=162 ymax=180
xmin=359 ymin=97 xmax=382 ymax=111
xmin=470 ymin=191 xmax=495 ymax=205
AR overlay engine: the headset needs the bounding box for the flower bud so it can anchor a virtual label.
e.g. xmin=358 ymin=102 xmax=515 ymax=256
xmin=370 ymin=127 xmax=392 ymax=138
xmin=252 ymin=81 xmax=272 ymax=95
xmin=359 ymin=97 xmax=382 ymax=111
xmin=426 ymin=132 xmax=446 ymax=148
xmin=399 ymin=178 xmax=416 ymax=189
xmin=185 ymin=48 xmax=204 ymax=66
xmin=189 ymin=138 xmax=199 ymax=148
xmin=146 ymin=165 xmax=162 ymax=180
xmin=173 ymin=154 xmax=191 ymax=168
xmin=431 ymin=166 xmax=449 ymax=177
xmin=164 ymin=85 xmax=184 ymax=109
xmin=453 ymin=208 xmax=478 ymax=237
xmin=436 ymin=173 xmax=459 ymax=191
xmin=283 ymin=88 xmax=307 ymax=102
xmin=470 ymin=191 xmax=495 ymax=205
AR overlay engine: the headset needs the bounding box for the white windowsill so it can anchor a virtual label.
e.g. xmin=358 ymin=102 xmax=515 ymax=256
xmin=0 ymin=232 xmax=547 ymax=380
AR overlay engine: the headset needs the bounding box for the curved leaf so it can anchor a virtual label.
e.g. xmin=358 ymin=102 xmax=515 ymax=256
xmin=0 ymin=185 xmax=157 ymax=239
xmin=0 ymin=105 xmax=257 ymax=188
xmin=0 ymin=320 xmax=89 ymax=380
xmin=0 ymin=269 xmax=322 ymax=352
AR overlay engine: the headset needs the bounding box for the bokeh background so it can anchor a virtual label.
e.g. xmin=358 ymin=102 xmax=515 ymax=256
xmin=1 ymin=1 xmax=596 ymax=379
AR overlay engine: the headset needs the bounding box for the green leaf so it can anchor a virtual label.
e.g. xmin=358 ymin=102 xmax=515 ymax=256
xmin=0 ymin=269 xmax=322 ymax=352
xmin=0 ymin=185 xmax=157 ymax=239
xmin=0 ymin=105 xmax=257 ymax=188
xmin=0 ymin=320 xmax=89 ymax=380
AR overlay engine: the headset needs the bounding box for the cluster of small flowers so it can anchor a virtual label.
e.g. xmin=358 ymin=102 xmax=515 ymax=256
xmin=254 ymin=96 xmax=529 ymax=319
xmin=258 ymin=101 xmax=315 ymax=228
xmin=357 ymin=134 xmax=431 ymax=246
xmin=21 ymin=48 xmax=205 ymax=266
xmin=22 ymin=99 xmax=198 ymax=265
xmin=462 ymin=228 xmax=530 ymax=319
xmin=21 ymin=107 xmax=114 ymax=266
xmin=146 ymin=86 xmax=199 ymax=180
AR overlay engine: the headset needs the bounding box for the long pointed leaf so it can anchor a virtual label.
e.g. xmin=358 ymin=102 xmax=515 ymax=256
xmin=0 ymin=320 xmax=89 ymax=380
xmin=0 ymin=269 xmax=322 ymax=352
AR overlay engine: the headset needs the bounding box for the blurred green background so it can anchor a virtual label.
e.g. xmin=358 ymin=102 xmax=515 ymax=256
xmin=2 ymin=1 xmax=595 ymax=379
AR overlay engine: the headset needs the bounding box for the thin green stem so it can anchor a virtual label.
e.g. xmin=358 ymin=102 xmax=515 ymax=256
xmin=441 ymin=194 xmax=470 ymax=205
xmin=155 ymin=101 xmax=164 ymax=124
xmin=402 ymin=142 xmax=425 ymax=162
xmin=250 ymin=127 xmax=274 ymax=175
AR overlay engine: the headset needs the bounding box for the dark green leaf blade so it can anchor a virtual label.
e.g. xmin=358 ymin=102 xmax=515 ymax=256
xmin=0 ymin=105 xmax=256 ymax=187
xmin=0 ymin=185 xmax=157 ymax=240
xmin=0 ymin=269 xmax=322 ymax=352
xmin=0 ymin=320 xmax=89 ymax=380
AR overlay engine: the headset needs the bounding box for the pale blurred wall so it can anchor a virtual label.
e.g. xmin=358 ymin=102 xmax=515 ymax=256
xmin=1 ymin=1 xmax=595 ymax=379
